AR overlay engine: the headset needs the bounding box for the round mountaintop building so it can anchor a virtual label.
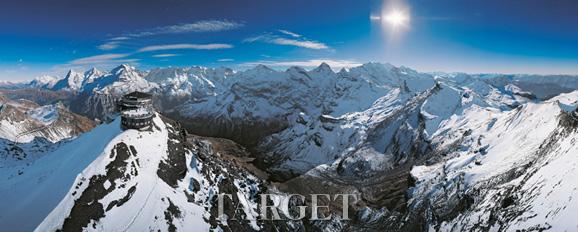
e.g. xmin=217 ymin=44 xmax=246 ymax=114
xmin=119 ymin=91 xmax=155 ymax=130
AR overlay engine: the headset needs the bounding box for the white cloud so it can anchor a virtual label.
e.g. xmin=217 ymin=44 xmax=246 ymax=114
xmin=243 ymin=35 xmax=266 ymax=43
xmin=244 ymin=32 xmax=329 ymax=50
xmin=152 ymin=54 xmax=180 ymax=58
xmin=241 ymin=59 xmax=361 ymax=70
xmin=278 ymin=29 xmax=301 ymax=38
xmin=95 ymin=20 xmax=242 ymax=52
xmin=272 ymin=38 xmax=328 ymax=50
xmin=70 ymin=54 xmax=131 ymax=65
xmin=110 ymin=36 xmax=130 ymax=41
xmin=138 ymin=43 xmax=233 ymax=52
xmin=98 ymin=41 xmax=121 ymax=50
xmin=218 ymin=58 xmax=234 ymax=62
xmin=128 ymin=20 xmax=243 ymax=37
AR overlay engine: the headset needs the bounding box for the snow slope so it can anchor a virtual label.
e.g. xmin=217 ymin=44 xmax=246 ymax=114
xmin=256 ymin=76 xmax=532 ymax=179
xmin=407 ymin=90 xmax=578 ymax=231
xmin=0 ymin=118 xmax=121 ymax=231
xmin=36 ymin=115 xmax=212 ymax=231
xmin=33 ymin=115 xmax=300 ymax=231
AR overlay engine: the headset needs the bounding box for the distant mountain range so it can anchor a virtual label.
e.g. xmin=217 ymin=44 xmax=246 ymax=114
xmin=1 ymin=63 xmax=578 ymax=231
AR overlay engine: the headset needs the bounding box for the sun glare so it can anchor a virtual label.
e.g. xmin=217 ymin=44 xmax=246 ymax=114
xmin=384 ymin=10 xmax=409 ymax=29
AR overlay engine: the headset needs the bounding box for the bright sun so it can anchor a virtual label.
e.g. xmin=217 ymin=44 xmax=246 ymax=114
xmin=384 ymin=10 xmax=409 ymax=28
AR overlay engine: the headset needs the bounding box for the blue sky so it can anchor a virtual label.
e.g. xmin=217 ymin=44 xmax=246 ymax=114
xmin=1 ymin=0 xmax=578 ymax=80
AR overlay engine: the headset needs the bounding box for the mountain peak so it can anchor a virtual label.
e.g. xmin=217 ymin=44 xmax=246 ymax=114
xmin=254 ymin=64 xmax=272 ymax=70
xmin=286 ymin=66 xmax=307 ymax=73
xmin=34 ymin=75 xmax=58 ymax=83
xmin=112 ymin=64 xmax=136 ymax=74
xmin=83 ymin=67 xmax=104 ymax=84
xmin=55 ymin=69 xmax=86 ymax=91
xmin=85 ymin=67 xmax=102 ymax=75
xmin=337 ymin=68 xmax=348 ymax=75
xmin=313 ymin=62 xmax=333 ymax=73
xmin=65 ymin=69 xmax=80 ymax=78
xmin=29 ymin=75 xmax=59 ymax=89
xmin=245 ymin=64 xmax=274 ymax=75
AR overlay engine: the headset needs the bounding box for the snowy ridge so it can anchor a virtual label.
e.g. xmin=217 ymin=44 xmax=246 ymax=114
xmin=256 ymin=75 xmax=532 ymax=179
xmin=29 ymin=75 xmax=59 ymax=89
xmin=31 ymin=115 xmax=301 ymax=231
xmin=407 ymin=90 xmax=578 ymax=230
xmin=36 ymin=115 xmax=212 ymax=231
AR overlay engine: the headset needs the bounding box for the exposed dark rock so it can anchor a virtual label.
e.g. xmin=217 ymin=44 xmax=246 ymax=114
xmin=58 ymin=142 xmax=134 ymax=232
xmin=167 ymin=111 xmax=289 ymax=148
xmin=106 ymin=185 xmax=137 ymax=211
xmin=157 ymin=115 xmax=188 ymax=188
xmin=164 ymin=198 xmax=181 ymax=232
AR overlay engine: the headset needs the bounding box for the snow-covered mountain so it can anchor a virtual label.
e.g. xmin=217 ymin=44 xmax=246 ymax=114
xmin=6 ymin=63 xmax=541 ymax=178
xmin=0 ymin=96 xmax=94 ymax=143
xmin=52 ymin=70 xmax=86 ymax=92
xmin=29 ymin=75 xmax=60 ymax=89
xmin=0 ymin=95 xmax=96 ymax=181
xmin=146 ymin=66 xmax=232 ymax=99
xmin=1 ymin=114 xmax=303 ymax=231
xmin=3 ymin=62 xmax=578 ymax=231
xmin=16 ymin=63 xmax=574 ymax=126
xmin=466 ymin=73 xmax=578 ymax=100
xmin=154 ymin=63 xmax=533 ymax=181
xmin=403 ymin=91 xmax=578 ymax=231
xmin=65 ymin=65 xmax=158 ymax=119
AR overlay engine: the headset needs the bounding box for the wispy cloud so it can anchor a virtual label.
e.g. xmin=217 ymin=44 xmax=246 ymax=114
xmin=98 ymin=20 xmax=242 ymax=51
xmin=97 ymin=41 xmax=121 ymax=50
xmin=271 ymin=38 xmax=328 ymax=50
xmin=127 ymin=20 xmax=243 ymax=37
xmin=278 ymin=29 xmax=301 ymax=38
xmin=218 ymin=58 xmax=234 ymax=62
xmin=152 ymin=54 xmax=180 ymax=58
xmin=241 ymin=59 xmax=361 ymax=70
xmin=67 ymin=41 xmax=230 ymax=69
xmin=245 ymin=31 xmax=329 ymax=50
xmin=70 ymin=54 xmax=132 ymax=65
xmin=138 ymin=43 xmax=233 ymax=52
xmin=110 ymin=36 xmax=130 ymax=41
